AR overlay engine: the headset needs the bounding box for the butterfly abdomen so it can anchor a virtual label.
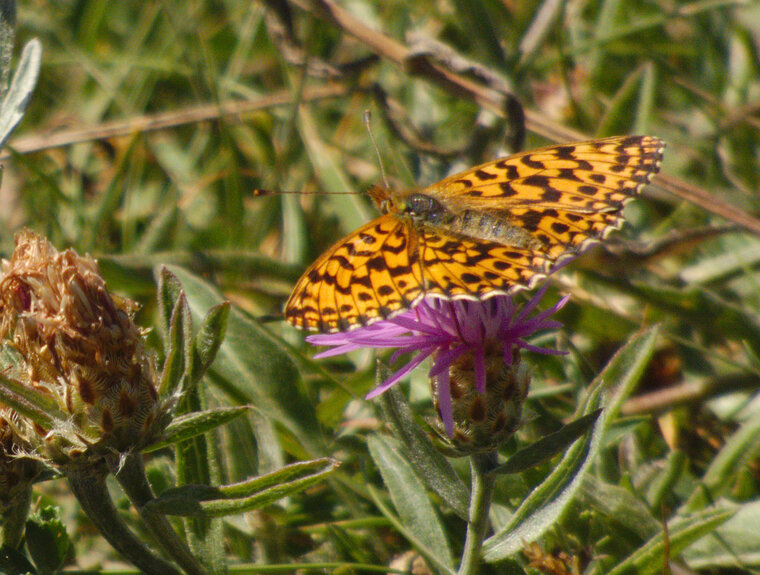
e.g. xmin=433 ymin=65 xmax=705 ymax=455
xmin=451 ymin=210 xmax=541 ymax=250
xmin=403 ymin=193 xmax=541 ymax=250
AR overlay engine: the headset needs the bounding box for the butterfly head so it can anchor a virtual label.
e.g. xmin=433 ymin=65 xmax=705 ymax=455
xmin=368 ymin=184 xmax=448 ymax=223
xmin=368 ymin=184 xmax=399 ymax=214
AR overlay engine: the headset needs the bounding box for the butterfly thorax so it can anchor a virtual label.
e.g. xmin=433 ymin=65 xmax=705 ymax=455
xmin=392 ymin=190 xmax=543 ymax=251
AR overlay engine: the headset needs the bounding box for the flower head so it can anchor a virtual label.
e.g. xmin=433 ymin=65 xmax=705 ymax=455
xmin=0 ymin=230 xmax=168 ymax=464
xmin=308 ymin=286 xmax=568 ymax=451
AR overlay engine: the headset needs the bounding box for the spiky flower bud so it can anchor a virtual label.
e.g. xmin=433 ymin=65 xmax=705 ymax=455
xmin=0 ymin=230 xmax=168 ymax=465
xmin=432 ymin=345 xmax=531 ymax=456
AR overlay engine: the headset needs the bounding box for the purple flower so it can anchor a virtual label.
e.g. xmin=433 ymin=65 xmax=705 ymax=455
xmin=307 ymin=286 xmax=569 ymax=438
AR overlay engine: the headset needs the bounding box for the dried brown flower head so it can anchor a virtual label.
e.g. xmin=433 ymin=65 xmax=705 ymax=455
xmin=0 ymin=230 xmax=165 ymax=463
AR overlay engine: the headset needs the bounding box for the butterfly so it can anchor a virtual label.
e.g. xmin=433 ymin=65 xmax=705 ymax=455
xmin=285 ymin=135 xmax=664 ymax=333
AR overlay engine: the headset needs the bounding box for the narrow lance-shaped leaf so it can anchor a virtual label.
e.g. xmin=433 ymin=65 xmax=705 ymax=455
xmin=157 ymin=295 xmax=187 ymax=397
xmin=378 ymin=384 xmax=469 ymax=519
xmin=191 ymin=301 xmax=230 ymax=383
xmin=145 ymin=458 xmax=339 ymax=517
xmin=368 ymin=434 xmax=455 ymax=572
xmin=601 ymin=325 xmax=660 ymax=427
xmin=0 ymin=372 xmax=66 ymax=430
xmin=0 ymin=0 xmax=15 ymax=97
xmin=164 ymin=265 xmax=324 ymax=456
xmin=483 ymin=384 xmax=604 ymax=561
xmin=683 ymin=409 xmax=760 ymax=513
xmin=0 ymin=37 xmax=41 ymax=148
xmin=682 ymin=500 xmax=760 ymax=569
xmin=491 ymin=409 xmax=602 ymax=476
xmin=179 ymin=292 xmax=195 ymax=393
xmin=156 ymin=267 xmax=184 ymax=347
xmin=144 ymin=406 xmax=251 ymax=452
xmin=483 ymin=327 xmax=659 ymax=561
xmin=608 ymin=507 xmax=736 ymax=575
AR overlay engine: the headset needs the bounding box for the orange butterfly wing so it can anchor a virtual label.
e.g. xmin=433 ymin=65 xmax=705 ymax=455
xmin=285 ymin=215 xmax=424 ymax=332
xmin=286 ymin=135 xmax=665 ymax=332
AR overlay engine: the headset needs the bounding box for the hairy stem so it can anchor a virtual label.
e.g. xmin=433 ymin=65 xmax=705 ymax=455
xmin=458 ymin=453 xmax=496 ymax=575
xmin=67 ymin=465 xmax=182 ymax=575
xmin=108 ymin=453 xmax=207 ymax=575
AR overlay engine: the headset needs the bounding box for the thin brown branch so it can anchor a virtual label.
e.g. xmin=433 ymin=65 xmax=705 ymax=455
xmin=1 ymin=84 xmax=348 ymax=161
xmin=621 ymin=374 xmax=760 ymax=416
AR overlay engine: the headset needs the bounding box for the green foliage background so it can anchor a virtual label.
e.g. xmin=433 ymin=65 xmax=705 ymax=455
xmin=5 ymin=0 xmax=760 ymax=572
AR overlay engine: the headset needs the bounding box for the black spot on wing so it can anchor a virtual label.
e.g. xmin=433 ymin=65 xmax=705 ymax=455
xmin=475 ymin=169 xmax=498 ymax=181
xmin=495 ymin=161 xmax=520 ymax=179
xmin=499 ymin=182 xmax=518 ymax=197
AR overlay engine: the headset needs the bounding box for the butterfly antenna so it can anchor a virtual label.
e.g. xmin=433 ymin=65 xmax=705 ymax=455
xmin=365 ymin=110 xmax=390 ymax=190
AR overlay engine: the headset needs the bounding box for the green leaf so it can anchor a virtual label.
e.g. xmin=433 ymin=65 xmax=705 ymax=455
xmin=172 ymin=302 xmax=225 ymax=572
xmin=484 ymin=327 xmax=658 ymax=561
xmin=597 ymin=64 xmax=645 ymax=136
xmin=578 ymin=476 xmax=661 ymax=540
xmin=633 ymin=61 xmax=657 ymax=134
xmin=25 ymin=506 xmax=72 ymax=575
xmin=298 ymin=106 xmax=372 ymax=231
xmin=0 ymin=0 xmax=15 ymax=99
xmin=596 ymin=325 xmax=660 ymax=428
xmin=517 ymin=0 xmax=564 ymax=69
xmin=491 ymin=409 xmax=602 ymax=476
xmin=682 ymin=500 xmax=760 ymax=569
xmin=156 ymin=267 xmax=184 ymax=347
xmin=683 ymin=407 xmax=760 ymax=512
xmin=645 ymin=450 xmax=687 ymax=512
xmin=0 ymin=38 xmax=40 ymax=149
xmin=378 ymin=385 xmax=469 ymax=519
xmin=145 ymin=458 xmax=339 ymax=517
xmin=163 ymin=265 xmax=324 ymax=456
xmin=191 ymin=301 xmax=230 ymax=383
xmin=608 ymin=506 xmax=736 ymax=575
xmin=178 ymin=293 xmax=195 ymax=392
xmin=482 ymin=384 xmax=604 ymax=561
xmin=627 ymin=283 xmax=760 ymax=352
xmin=0 ymin=372 xmax=66 ymax=430
xmin=157 ymin=295 xmax=187 ymax=397
xmin=368 ymin=434 xmax=455 ymax=573
xmin=145 ymin=406 xmax=250 ymax=452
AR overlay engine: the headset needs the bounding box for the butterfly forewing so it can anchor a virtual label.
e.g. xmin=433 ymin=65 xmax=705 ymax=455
xmin=285 ymin=215 xmax=425 ymax=332
xmin=286 ymin=135 xmax=664 ymax=332
xmin=429 ymin=135 xmax=663 ymax=210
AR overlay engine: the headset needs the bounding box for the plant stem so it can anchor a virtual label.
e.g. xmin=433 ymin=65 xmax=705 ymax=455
xmin=458 ymin=453 xmax=497 ymax=575
xmin=108 ymin=453 xmax=208 ymax=575
xmin=67 ymin=465 xmax=182 ymax=575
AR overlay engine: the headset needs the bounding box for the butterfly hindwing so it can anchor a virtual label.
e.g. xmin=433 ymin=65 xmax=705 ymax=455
xmin=418 ymin=229 xmax=551 ymax=299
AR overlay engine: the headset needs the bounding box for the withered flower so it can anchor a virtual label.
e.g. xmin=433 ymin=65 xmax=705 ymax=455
xmin=0 ymin=230 xmax=168 ymax=464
